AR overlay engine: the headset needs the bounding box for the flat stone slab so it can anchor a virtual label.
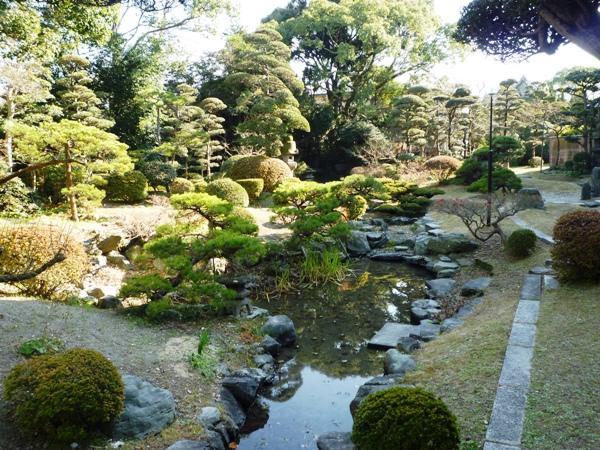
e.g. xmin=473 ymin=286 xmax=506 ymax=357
xmin=485 ymin=385 xmax=528 ymax=446
xmin=316 ymin=432 xmax=355 ymax=450
xmin=519 ymin=275 xmax=542 ymax=301
xmin=508 ymin=323 xmax=536 ymax=348
xmin=367 ymin=323 xmax=420 ymax=349
xmin=529 ymin=266 xmax=554 ymax=275
xmin=513 ymin=300 xmax=540 ymax=325
xmin=498 ymin=345 xmax=533 ymax=388
xmin=483 ymin=442 xmax=520 ymax=450
xmin=544 ymin=275 xmax=560 ymax=290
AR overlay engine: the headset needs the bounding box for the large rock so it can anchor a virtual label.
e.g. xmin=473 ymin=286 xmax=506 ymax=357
xmin=426 ymin=278 xmax=456 ymax=298
xmin=97 ymin=235 xmax=122 ymax=255
xmin=196 ymin=406 xmax=238 ymax=449
xmin=346 ymin=231 xmax=371 ymax=256
xmin=461 ymin=277 xmax=491 ymax=297
xmin=221 ymin=375 xmax=260 ymax=408
xmin=317 ymin=432 xmax=355 ymax=450
xmin=261 ymin=335 xmax=281 ymax=357
xmin=113 ymin=375 xmax=176 ymax=440
xmin=261 ymin=315 xmax=296 ymax=347
xmin=219 ymin=388 xmax=246 ymax=429
xmin=383 ymin=349 xmax=416 ymax=375
xmin=517 ymin=188 xmax=545 ymax=210
xmin=97 ymin=295 xmax=122 ymax=309
xmin=107 ymin=251 xmax=131 ymax=270
xmin=415 ymin=233 xmax=478 ymax=255
xmin=410 ymin=299 xmax=441 ymax=323
xmin=591 ymin=166 xmax=600 ymax=196
xmin=350 ymin=375 xmax=407 ymax=417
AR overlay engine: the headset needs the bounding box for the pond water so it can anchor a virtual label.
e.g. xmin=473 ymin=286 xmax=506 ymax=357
xmin=239 ymin=260 xmax=430 ymax=450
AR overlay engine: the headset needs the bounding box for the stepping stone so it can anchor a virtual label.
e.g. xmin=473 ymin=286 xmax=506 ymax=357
xmin=367 ymin=323 xmax=420 ymax=350
xmin=441 ymin=318 xmax=464 ymax=333
xmin=483 ymin=442 xmax=520 ymax=450
xmin=426 ymin=278 xmax=456 ymax=298
xmin=543 ymin=275 xmax=559 ymax=290
xmin=461 ymin=277 xmax=491 ymax=297
xmin=529 ymin=266 xmax=554 ymax=276
xmin=513 ymin=300 xmax=539 ymax=325
xmin=485 ymin=385 xmax=528 ymax=446
xmin=519 ymin=275 xmax=542 ymax=301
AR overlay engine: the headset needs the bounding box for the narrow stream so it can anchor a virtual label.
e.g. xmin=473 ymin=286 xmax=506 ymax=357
xmin=240 ymin=260 xmax=430 ymax=450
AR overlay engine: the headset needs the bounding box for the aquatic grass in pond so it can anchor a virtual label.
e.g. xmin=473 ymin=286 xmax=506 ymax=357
xmin=300 ymin=248 xmax=348 ymax=284
xmin=275 ymin=267 xmax=293 ymax=293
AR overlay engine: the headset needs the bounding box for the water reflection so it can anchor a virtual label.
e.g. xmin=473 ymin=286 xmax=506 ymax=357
xmin=240 ymin=260 xmax=429 ymax=449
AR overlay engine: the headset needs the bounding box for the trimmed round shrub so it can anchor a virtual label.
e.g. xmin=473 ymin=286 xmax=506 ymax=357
xmin=455 ymin=158 xmax=485 ymax=184
xmin=170 ymin=177 xmax=195 ymax=194
xmin=220 ymin=154 xmax=247 ymax=175
xmin=0 ymin=224 xmax=89 ymax=300
xmin=352 ymin=387 xmax=460 ymax=450
xmin=506 ymin=229 xmax=537 ymax=257
xmin=552 ymin=210 xmax=600 ymax=282
xmin=572 ymin=152 xmax=592 ymax=174
xmin=225 ymin=155 xmax=293 ymax=192
xmin=104 ymin=170 xmax=148 ymax=203
xmin=193 ymin=178 xmax=208 ymax=192
xmin=423 ymin=156 xmax=462 ymax=181
xmin=467 ymin=167 xmax=522 ymax=193
xmin=236 ymin=178 xmax=265 ymax=202
xmin=138 ymin=160 xmax=177 ymax=191
xmin=0 ymin=178 xmax=40 ymax=217
xmin=340 ymin=194 xmax=368 ymax=220
xmin=3 ymin=348 xmax=125 ymax=444
xmin=528 ymin=156 xmax=543 ymax=168
xmin=206 ymin=178 xmax=249 ymax=207
xmin=563 ymin=160 xmax=574 ymax=171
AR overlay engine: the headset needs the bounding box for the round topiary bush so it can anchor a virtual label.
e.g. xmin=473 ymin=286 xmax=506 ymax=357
xmin=104 ymin=171 xmax=148 ymax=203
xmin=528 ymin=156 xmax=543 ymax=168
xmin=138 ymin=160 xmax=177 ymax=191
xmin=169 ymin=177 xmax=195 ymax=194
xmin=3 ymin=348 xmax=125 ymax=444
xmin=236 ymin=178 xmax=265 ymax=202
xmin=352 ymin=387 xmax=460 ymax=450
xmin=423 ymin=156 xmax=462 ymax=182
xmin=206 ymin=178 xmax=249 ymax=207
xmin=226 ymin=155 xmax=293 ymax=192
xmin=506 ymin=229 xmax=537 ymax=257
xmin=552 ymin=210 xmax=600 ymax=282
xmin=0 ymin=224 xmax=89 ymax=300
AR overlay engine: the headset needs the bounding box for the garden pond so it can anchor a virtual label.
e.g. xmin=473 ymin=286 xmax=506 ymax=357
xmin=239 ymin=259 xmax=431 ymax=449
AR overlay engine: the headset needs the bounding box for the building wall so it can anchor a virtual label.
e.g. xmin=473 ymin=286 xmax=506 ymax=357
xmin=548 ymin=136 xmax=584 ymax=166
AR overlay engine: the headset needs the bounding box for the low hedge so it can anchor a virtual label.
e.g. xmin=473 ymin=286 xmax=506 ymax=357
xmin=236 ymin=178 xmax=264 ymax=202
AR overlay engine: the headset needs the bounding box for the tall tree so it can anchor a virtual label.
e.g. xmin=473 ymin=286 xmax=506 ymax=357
xmin=495 ymin=79 xmax=524 ymax=137
xmin=444 ymin=87 xmax=477 ymax=155
xmin=279 ymin=0 xmax=449 ymax=128
xmin=223 ymin=22 xmax=310 ymax=157
xmin=391 ymin=85 xmax=429 ymax=154
xmin=0 ymin=59 xmax=52 ymax=172
xmin=55 ymin=55 xmax=114 ymax=130
xmin=456 ymin=0 xmax=600 ymax=60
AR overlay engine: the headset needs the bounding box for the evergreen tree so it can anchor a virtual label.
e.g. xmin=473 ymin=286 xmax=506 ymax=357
xmin=391 ymin=85 xmax=429 ymax=154
xmin=495 ymin=79 xmax=524 ymax=137
xmin=224 ymin=22 xmax=310 ymax=157
xmin=55 ymin=55 xmax=114 ymax=130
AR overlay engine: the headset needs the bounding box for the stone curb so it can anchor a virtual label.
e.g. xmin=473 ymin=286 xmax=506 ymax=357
xmin=484 ymin=273 xmax=544 ymax=449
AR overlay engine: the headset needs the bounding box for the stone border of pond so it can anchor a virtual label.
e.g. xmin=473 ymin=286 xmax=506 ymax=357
xmin=483 ymin=268 xmax=558 ymax=450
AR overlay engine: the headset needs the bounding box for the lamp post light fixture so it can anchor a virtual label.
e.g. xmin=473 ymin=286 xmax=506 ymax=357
xmin=487 ymin=93 xmax=494 ymax=226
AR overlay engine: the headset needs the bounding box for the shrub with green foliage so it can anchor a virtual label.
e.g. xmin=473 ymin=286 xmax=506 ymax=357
xmin=337 ymin=174 xmax=386 ymax=200
xmin=3 ymin=348 xmax=124 ymax=444
xmin=467 ymin=167 xmax=522 ymax=193
xmin=572 ymin=152 xmax=591 ymax=174
xmin=552 ymin=210 xmax=600 ymax=282
xmin=424 ymin=156 xmax=462 ymax=181
xmin=492 ymin=136 xmax=523 ymax=164
xmin=0 ymin=178 xmax=40 ymax=217
xmin=528 ymin=156 xmax=543 ymax=168
xmin=18 ymin=337 xmax=64 ymax=358
xmin=352 ymin=387 xmax=460 ymax=450
xmin=206 ymin=178 xmax=249 ymax=207
xmin=455 ymin=158 xmax=485 ymax=184
xmin=170 ymin=177 xmax=195 ymax=194
xmin=0 ymin=224 xmax=89 ymax=300
xmin=506 ymin=229 xmax=537 ymax=257
xmin=372 ymin=179 xmax=441 ymax=217
xmin=225 ymin=155 xmax=293 ymax=191
xmin=61 ymin=183 xmax=105 ymax=217
xmin=138 ymin=159 xmax=177 ymax=191
xmin=219 ymin=154 xmax=247 ymax=175
xmin=236 ymin=178 xmax=265 ymax=202
xmin=104 ymin=170 xmax=148 ymax=203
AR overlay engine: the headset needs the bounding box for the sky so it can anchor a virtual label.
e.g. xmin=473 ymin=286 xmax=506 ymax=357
xmin=172 ymin=0 xmax=600 ymax=94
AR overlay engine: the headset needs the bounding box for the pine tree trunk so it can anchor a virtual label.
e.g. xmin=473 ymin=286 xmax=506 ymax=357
xmin=5 ymin=91 xmax=15 ymax=173
xmin=64 ymin=142 xmax=79 ymax=222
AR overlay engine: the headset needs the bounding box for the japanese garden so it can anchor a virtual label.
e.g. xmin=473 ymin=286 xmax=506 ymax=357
xmin=0 ymin=1 xmax=599 ymax=450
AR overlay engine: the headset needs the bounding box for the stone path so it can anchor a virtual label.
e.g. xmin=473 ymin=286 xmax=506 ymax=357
xmin=483 ymin=272 xmax=546 ymax=450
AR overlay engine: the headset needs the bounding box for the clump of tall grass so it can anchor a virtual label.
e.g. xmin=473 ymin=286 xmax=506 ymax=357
xmin=300 ymin=248 xmax=348 ymax=284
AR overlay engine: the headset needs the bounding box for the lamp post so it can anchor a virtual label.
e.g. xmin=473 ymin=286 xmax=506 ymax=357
xmin=487 ymin=94 xmax=494 ymax=226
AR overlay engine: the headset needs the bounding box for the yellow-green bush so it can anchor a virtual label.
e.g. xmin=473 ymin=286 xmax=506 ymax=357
xmin=352 ymin=387 xmax=460 ymax=450
xmin=506 ymin=229 xmax=537 ymax=257
xmin=61 ymin=183 xmax=105 ymax=218
xmin=206 ymin=178 xmax=249 ymax=207
xmin=170 ymin=177 xmax=195 ymax=194
xmin=0 ymin=225 xmax=89 ymax=300
xmin=236 ymin=178 xmax=265 ymax=202
xmin=225 ymin=155 xmax=293 ymax=192
xmin=3 ymin=348 xmax=124 ymax=444
xmin=104 ymin=170 xmax=148 ymax=203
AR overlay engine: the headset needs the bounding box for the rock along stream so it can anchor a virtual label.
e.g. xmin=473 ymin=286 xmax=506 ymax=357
xmin=239 ymin=259 xmax=430 ymax=449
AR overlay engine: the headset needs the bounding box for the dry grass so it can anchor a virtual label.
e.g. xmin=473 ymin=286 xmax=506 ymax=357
xmin=404 ymin=243 xmax=551 ymax=446
xmin=522 ymin=283 xmax=600 ymax=450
